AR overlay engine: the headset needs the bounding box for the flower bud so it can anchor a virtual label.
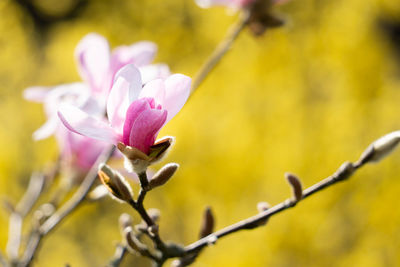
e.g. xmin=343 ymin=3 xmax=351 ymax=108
xmin=358 ymin=131 xmax=400 ymax=165
xmin=148 ymin=208 xmax=161 ymax=223
xmin=285 ymin=172 xmax=303 ymax=202
xmin=148 ymin=225 xmax=159 ymax=237
xmin=117 ymin=137 xmax=174 ymax=174
xmin=255 ymin=202 xmax=270 ymax=226
xmin=257 ymin=202 xmax=270 ymax=212
xmin=199 ymin=206 xmax=215 ymax=239
xmin=148 ymin=163 xmax=179 ymax=190
xmin=119 ymin=213 xmax=133 ymax=232
xmin=124 ymin=227 xmax=147 ymax=254
xmin=98 ymin=164 xmax=133 ymax=202
xmin=87 ymin=185 xmax=109 ymax=201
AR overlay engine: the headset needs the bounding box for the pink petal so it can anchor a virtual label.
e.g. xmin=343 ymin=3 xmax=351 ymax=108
xmin=195 ymin=0 xmax=253 ymax=8
xmin=23 ymin=86 xmax=50 ymax=103
xmin=139 ymin=79 xmax=166 ymax=105
xmin=75 ymin=33 xmax=111 ymax=94
xmin=162 ymin=74 xmax=191 ymax=123
xmin=111 ymin=41 xmax=157 ymax=71
xmin=107 ymin=64 xmax=142 ymax=132
xmin=128 ymin=107 xmax=167 ymax=154
xmin=58 ymin=104 xmax=119 ymax=144
xmin=122 ymin=98 xmax=153 ymax=145
xmin=139 ymin=64 xmax=171 ymax=84
xmin=33 ymin=115 xmax=58 ymax=140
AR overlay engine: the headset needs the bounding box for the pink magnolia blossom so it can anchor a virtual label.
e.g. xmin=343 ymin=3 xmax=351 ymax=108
xmin=24 ymin=83 xmax=108 ymax=172
xmin=195 ymin=0 xmax=256 ymax=9
xmin=58 ymin=64 xmax=191 ymax=155
xmin=76 ymin=33 xmax=170 ymax=104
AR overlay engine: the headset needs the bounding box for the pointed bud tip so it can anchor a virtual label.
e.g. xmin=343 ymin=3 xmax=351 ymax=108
xmin=148 ymin=163 xmax=179 ymax=190
xmin=285 ymin=172 xmax=303 ymax=202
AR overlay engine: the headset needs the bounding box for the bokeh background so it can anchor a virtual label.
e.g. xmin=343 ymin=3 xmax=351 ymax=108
xmin=1 ymin=0 xmax=400 ymax=266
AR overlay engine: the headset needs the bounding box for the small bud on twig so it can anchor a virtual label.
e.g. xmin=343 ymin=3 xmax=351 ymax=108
xmin=39 ymin=203 xmax=55 ymax=218
xmin=118 ymin=137 xmax=175 ymax=174
xmin=253 ymin=201 xmax=271 ymax=226
xmin=285 ymin=172 xmax=303 ymax=203
xmin=98 ymin=164 xmax=133 ymax=203
xmin=148 ymin=225 xmax=159 ymax=237
xmin=257 ymin=201 xmax=270 ymax=212
xmin=148 ymin=208 xmax=161 ymax=223
xmin=119 ymin=213 xmax=133 ymax=232
xmin=207 ymin=234 xmax=218 ymax=245
xmin=124 ymin=227 xmax=147 ymax=254
xmin=357 ymin=131 xmax=400 ymax=165
xmin=87 ymin=185 xmax=109 ymax=201
xmin=148 ymin=163 xmax=179 ymax=190
xmin=199 ymin=206 xmax=215 ymax=239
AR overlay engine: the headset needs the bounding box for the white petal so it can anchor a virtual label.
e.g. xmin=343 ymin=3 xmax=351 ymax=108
xmin=58 ymin=104 xmax=119 ymax=144
xmin=75 ymin=33 xmax=111 ymax=93
xmin=139 ymin=64 xmax=171 ymax=84
xmin=139 ymin=79 xmax=166 ymax=105
xmin=23 ymin=86 xmax=50 ymax=103
xmin=163 ymin=74 xmax=191 ymax=122
xmin=32 ymin=115 xmax=58 ymax=140
xmin=107 ymin=64 xmax=143 ymax=131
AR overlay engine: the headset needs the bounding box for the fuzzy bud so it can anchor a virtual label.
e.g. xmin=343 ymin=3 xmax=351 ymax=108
xmin=358 ymin=131 xmax=400 ymax=165
xmin=257 ymin=202 xmax=270 ymax=212
xmin=149 ymin=163 xmax=179 ymax=190
xmin=148 ymin=208 xmax=161 ymax=223
xmin=148 ymin=225 xmax=159 ymax=237
xmin=87 ymin=185 xmax=109 ymax=201
xmin=285 ymin=172 xmax=303 ymax=202
xmin=124 ymin=227 xmax=147 ymax=254
xmin=119 ymin=213 xmax=133 ymax=232
xmin=118 ymin=137 xmax=175 ymax=174
xmin=98 ymin=164 xmax=133 ymax=202
xmin=199 ymin=206 xmax=215 ymax=239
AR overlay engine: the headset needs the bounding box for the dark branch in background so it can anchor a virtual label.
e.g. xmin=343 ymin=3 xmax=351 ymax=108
xmin=18 ymin=146 xmax=115 ymax=267
xmin=379 ymin=17 xmax=400 ymax=60
xmin=13 ymin=0 xmax=88 ymax=36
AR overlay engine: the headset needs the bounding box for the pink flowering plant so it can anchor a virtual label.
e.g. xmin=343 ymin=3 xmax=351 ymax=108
xmin=76 ymin=33 xmax=170 ymax=105
xmin=58 ymin=64 xmax=191 ymax=173
xmin=4 ymin=2 xmax=400 ymax=267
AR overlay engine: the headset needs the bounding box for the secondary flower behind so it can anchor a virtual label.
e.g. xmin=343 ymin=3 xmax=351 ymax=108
xmin=24 ymin=83 xmax=108 ymax=175
xmin=76 ymin=33 xmax=170 ymax=105
xmin=58 ymin=64 xmax=191 ymax=171
xmin=195 ymin=0 xmax=256 ymax=9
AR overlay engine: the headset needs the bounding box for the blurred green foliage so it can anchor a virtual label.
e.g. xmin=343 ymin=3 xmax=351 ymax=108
xmin=1 ymin=0 xmax=400 ymax=266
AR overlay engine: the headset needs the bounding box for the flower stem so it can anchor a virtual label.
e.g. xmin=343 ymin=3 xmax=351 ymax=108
xmin=18 ymin=146 xmax=115 ymax=267
xmin=190 ymin=10 xmax=251 ymax=97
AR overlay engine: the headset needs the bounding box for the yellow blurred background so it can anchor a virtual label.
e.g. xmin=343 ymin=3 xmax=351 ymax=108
xmin=1 ymin=0 xmax=400 ymax=266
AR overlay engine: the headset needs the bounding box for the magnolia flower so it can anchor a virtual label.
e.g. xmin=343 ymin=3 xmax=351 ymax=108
xmin=24 ymin=83 xmax=100 ymax=140
xmin=195 ymin=0 xmax=256 ymax=9
xmin=76 ymin=33 xmax=170 ymax=104
xmin=58 ymin=64 xmax=191 ymax=156
xmin=24 ymin=83 xmax=108 ymax=173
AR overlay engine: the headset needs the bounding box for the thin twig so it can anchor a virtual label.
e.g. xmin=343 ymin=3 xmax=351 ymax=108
xmin=0 ymin=250 xmax=7 ymax=267
xmin=190 ymin=10 xmax=250 ymax=96
xmin=183 ymin=161 xmax=362 ymax=254
xmin=129 ymin=174 xmax=166 ymax=253
xmin=19 ymin=146 xmax=115 ymax=267
xmin=107 ymin=244 xmax=127 ymax=267
xmin=6 ymin=172 xmax=46 ymax=261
